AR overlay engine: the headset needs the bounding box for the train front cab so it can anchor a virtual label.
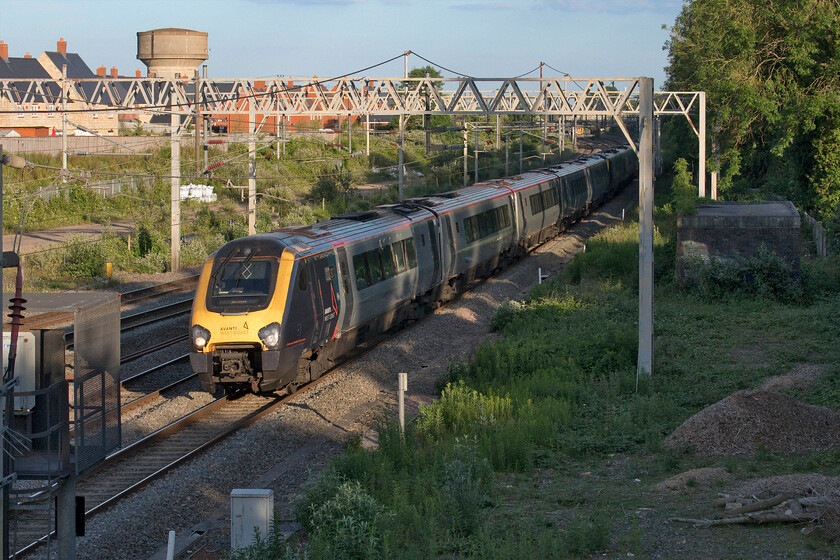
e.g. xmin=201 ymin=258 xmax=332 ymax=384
xmin=190 ymin=239 xmax=341 ymax=394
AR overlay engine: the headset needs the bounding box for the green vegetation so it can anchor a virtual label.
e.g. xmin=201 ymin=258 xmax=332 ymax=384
xmin=225 ymin=163 xmax=840 ymax=558
xmin=664 ymin=0 xmax=840 ymax=226
xmin=4 ymin=103 xmax=574 ymax=291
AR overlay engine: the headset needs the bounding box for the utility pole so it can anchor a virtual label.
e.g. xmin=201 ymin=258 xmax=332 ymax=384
xmin=519 ymin=127 xmax=523 ymax=174
xmin=348 ymin=114 xmax=352 ymax=154
xmin=474 ymin=126 xmax=479 ymax=183
xmin=637 ymin=77 xmax=654 ymax=379
xmin=558 ymin=117 xmax=564 ymax=155
xmin=505 ymin=130 xmax=509 ymax=176
xmin=248 ymin=101 xmax=256 ymax=235
xmin=541 ymin=116 xmax=546 ymax=164
xmin=194 ymin=70 xmax=202 ymax=175
xmin=425 ymin=72 xmax=431 ymax=155
xmin=698 ymin=91 xmax=707 ymax=198
xmin=275 ymin=114 xmax=280 ymax=160
xmin=0 ymin=145 xmax=26 ymax=560
xmin=463 ymin=120 xmax=468 ymax=187
xmin=61 ymin=64 xmax=67 ymax=183
xmin=170 ymin=111 xmax=181 ymax=272
xmin=712 ymin=140 xmax=719 ymax=200
xmin=365 ymin=114 xmax=370 ymax=156
xmin=201 ymin=67 xmax=208 ymax=172
xmin=398 ymin=114 xmax=405 ymax=201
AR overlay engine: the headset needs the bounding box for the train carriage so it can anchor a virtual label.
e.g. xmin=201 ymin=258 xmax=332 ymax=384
xmin=190 ymin=145 xmax=637 ymax=395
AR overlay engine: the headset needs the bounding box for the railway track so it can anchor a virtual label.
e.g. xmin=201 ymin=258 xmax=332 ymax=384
xmin=119 ymin=274 xmax=200 ymax=305
xmin=16 ymin=274 xmax=197 ymax=335
xmin=12 ymin=177 xmax=631 ymax=556
xmin=11 ymin=391 xmax=287 ymax=557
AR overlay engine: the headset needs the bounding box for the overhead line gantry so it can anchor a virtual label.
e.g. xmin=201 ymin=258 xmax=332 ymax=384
xmin=1 ymin=74 xmax=703 ymax=379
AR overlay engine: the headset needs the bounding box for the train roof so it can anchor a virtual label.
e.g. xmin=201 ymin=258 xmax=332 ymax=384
xmin=228 ymin=146 xmax=634 ymax=260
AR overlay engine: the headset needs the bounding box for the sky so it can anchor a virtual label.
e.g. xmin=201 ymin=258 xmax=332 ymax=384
xmin=1 ymin=0 xmax=684 ymax=87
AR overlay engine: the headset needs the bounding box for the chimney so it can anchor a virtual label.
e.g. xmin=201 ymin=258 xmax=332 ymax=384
xmin=0 ymin=41 xmax=8 ymax=61
xmin=57 ymin=37 xmax=67 ymax=55
xmin=97 ymin=65 xmax=106 ymax=77
xmin=24 ymin=52 xmax=31 ymax=59
xmin=110 ymin=66 xmax=118 ymax=78
xmin=135 ymin=69 xmax=142 ymax=78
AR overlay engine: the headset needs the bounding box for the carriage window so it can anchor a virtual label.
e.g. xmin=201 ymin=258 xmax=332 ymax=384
xmin=353 ymin=240 xmax=418 ymax=291
xmin=405 ymin=238 xmax=417 ymax=268
xmin=381 ymin=245 xmax=396 ymax=279
xmin=353 ymin=253 xmax=369 ymax=290
xmin=297 ymin=264 xmax=308 ymax=291
xmin=393 ymin=241 xmax=407 ymax=273
xmin=530 ymin=192 xmax=544 ymax=215
xmin=464 ymin=205 xmax=511 ymax=245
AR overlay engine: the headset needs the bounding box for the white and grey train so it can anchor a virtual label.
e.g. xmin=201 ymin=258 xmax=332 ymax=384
xmin=189 ymin=146 xmax=638 ymax=394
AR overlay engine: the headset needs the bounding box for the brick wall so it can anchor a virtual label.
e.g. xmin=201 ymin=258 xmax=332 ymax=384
xmin=676 ymin=201 xmax=801 ymax=284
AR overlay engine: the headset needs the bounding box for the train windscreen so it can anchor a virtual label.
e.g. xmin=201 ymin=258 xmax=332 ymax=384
xmin=207 ymin=257 xmax=277 ymax=312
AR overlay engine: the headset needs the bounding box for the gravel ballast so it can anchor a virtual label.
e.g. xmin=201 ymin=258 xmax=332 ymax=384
xmin=20 ymin=186 xmax=638 ymax=560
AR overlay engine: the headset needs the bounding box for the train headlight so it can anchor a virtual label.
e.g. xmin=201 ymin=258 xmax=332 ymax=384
xmin=191 ymin=324 xmax=211 ymax=350
xmin=258 ymin=322 xmax=282 ymax=349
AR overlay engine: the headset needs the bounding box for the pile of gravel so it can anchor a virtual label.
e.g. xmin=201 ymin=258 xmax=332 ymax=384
xmin=664 ymin=389 xmax=840 ymax=455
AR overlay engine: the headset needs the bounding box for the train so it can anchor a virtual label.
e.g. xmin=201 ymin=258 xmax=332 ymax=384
xmin=189 ymin=145 xmax=638 ymax=395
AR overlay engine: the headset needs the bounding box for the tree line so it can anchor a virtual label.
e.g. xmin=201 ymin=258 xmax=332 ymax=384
xmin=664 ymin=0 xmax=840 ymax=225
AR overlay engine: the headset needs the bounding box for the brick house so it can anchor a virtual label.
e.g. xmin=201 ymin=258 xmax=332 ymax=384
xmin=0 ymin=38 xmax=120 ymax=136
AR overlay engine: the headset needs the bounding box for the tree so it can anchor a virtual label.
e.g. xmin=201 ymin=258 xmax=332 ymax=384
xmin=394 ymin=66 xmax=447 ymax=130
xmin=664 ymin=0 xmax=840 ymax=219
xmin=400 ymin=65 xmax=443 ymax=92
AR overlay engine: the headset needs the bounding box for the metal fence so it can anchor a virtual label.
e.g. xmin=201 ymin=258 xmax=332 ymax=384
xmin=36 ymin=175 xmax=152 ymax=202
xmin=12 ymin=292 xmax=121 ymax=475
xmin=802 ymin=211 xmax=828 ymax=257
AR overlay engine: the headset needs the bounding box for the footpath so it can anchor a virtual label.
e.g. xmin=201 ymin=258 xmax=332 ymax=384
xmin=2 ymin=220 xmax=135 ymax=255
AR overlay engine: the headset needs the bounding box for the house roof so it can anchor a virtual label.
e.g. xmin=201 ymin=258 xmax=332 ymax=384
xmin=43 ymin=51 xmax=95 ymax=79
xmin=0 ymin=57 xmax=51 ymax=79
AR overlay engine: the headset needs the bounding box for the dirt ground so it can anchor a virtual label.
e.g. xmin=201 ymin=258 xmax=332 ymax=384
xmin=2 ymin=219 xmax=135 ymax=255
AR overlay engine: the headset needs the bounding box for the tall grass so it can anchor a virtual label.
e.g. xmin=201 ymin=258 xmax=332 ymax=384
xmin=233 ymin=183 xmax=840 ymax=559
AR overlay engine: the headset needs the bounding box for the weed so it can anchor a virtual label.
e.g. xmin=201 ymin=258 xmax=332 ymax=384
xmin=563 ymin=509 xmax=611 ymax=556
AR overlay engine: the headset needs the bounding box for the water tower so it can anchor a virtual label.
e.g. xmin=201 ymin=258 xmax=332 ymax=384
xmin=137 ymin=28 xmax=208 ymax=79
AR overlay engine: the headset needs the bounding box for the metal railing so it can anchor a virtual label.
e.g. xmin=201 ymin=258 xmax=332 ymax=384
xmin=802 ymin=211 xmax=828 ymax=257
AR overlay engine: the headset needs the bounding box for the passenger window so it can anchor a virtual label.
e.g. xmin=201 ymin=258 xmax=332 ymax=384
xmin=353 ymin=253 xmax=369 ymax=290
xmin=381 ymin=246 xmax=396 ymax=280
xmin=297 ymin=264 xmax=308 ymax=291
xmin=405 ymin=238 xmax=417 ymax=268
xmin=368 ymin=251 xmax=383 ymax=284
xmin=393 ymin=241 xmax=407 ymax=273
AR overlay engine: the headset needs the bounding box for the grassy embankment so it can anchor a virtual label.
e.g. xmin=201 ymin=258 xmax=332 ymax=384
xmin=230 ymin=170 xmax=840 ymax=559
xmin=3 ymin=119 xmax=569 ymax=291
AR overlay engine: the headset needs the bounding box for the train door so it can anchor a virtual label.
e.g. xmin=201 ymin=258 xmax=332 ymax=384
xmin=312 ymin=253 xmax=340 ymax=344
xmin=427 ymin=220 xmax=441 ymax=285
xmin=284 ymin=258 xmax=318 ymax=348
xmin=336 ymin=247 xmax=354 ymax=332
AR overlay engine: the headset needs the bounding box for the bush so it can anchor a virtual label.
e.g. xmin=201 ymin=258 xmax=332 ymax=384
xmin=62 ymin=236 xmax=105 ymax=280
xmin=671 ymin=158 xmax=698 ymax=215
xmin=490 ymin=299 xmax=526 ymax=331
xmin=305 ymin=480 xmax=389 ymax=559
xmin=682 ymin=244 xmax=801 ymax=302
xmin=437 ymin=439 xmax=492 ymax=535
